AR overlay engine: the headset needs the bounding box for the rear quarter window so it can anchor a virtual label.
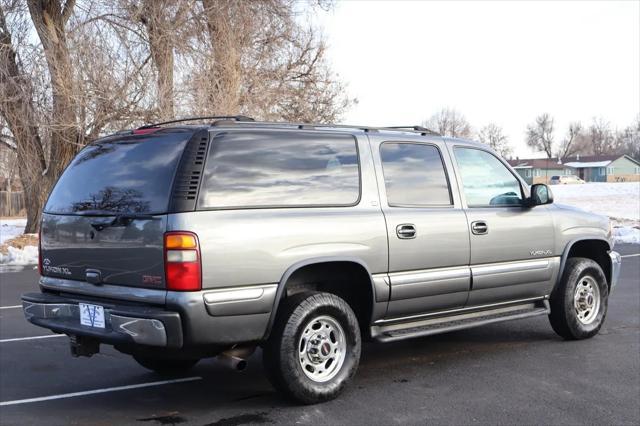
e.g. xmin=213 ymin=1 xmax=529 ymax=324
xmin=197 ymin=131 xmax=361 ymax=209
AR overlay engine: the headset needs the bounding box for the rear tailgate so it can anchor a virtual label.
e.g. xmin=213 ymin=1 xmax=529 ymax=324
xmin=41 ymin=214 xmax=167 ymax=288
xmin=40 ymin=128 xmax=204 ymax=289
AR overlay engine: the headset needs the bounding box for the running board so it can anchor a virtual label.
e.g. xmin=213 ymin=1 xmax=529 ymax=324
xmin=371 ymin=300 xmax=550 ymax=343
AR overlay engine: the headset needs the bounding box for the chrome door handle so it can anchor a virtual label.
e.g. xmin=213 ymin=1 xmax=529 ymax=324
xmin=396 ymin=224 xmax=416 ymax=239
xmin=471 ymin=221 xmax=488 ymax=235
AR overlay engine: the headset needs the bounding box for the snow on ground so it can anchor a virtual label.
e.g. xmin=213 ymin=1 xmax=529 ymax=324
xmin=0 ymin=218 xmax=27 ymax=245
xmin=0 ymin=218 xmax=38 ymax=265
xmin=551 ymin=182 xmax=640 ymax=244
xmin=551 ymin=182 xmax=639 ymax=223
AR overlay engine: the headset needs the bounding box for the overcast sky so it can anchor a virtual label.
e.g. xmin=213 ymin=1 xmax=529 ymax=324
xmin=316 ymin=1 xmax=639 ymax=157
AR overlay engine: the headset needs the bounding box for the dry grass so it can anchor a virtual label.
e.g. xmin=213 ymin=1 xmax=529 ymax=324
xmin=0 ymin=234 xmax=37 ymax=255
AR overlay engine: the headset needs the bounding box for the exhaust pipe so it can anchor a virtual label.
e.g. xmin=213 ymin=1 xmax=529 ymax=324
xmin=217 ymin=345 xmax=256 ymax=371
xmin=218 ymin=353 xmax=248 ymax=371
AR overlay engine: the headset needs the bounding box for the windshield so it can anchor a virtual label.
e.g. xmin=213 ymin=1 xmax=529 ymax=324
xmin=45 ymin=132 xmax=190 ymax=215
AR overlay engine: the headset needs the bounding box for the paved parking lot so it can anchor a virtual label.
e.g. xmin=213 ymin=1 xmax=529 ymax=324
xmin=0 ymin=245 xmax=638 ymax=426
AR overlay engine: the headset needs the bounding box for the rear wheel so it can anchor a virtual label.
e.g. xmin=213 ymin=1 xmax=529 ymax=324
xmin=549 ymin=257 xmax=609 ymax=340
xmin=263 ymin=292 xmax=361 ymax=404
xmin=133 ymin=355 xmax=199 ymax=375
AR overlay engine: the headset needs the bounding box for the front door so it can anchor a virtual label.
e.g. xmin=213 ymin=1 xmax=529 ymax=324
xmin=371 ymin=138 xmax=471 ymax=318
xmin=449 ymin=146 xmax=560 ymax=307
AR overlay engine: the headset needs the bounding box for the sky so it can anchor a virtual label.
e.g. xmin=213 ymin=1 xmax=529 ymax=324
xmin=315 ymin=0 xmax=640 ymax=157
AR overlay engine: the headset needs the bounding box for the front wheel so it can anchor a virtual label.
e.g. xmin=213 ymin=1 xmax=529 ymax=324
xmin=549 ymin=257 xmax=609 ymax=340
xmin=263 ymin=292 xmax=361 ymax=404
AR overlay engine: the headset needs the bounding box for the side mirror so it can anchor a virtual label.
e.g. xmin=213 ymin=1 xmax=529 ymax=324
xmin=528 ymin=184 xmax=554 ymax=206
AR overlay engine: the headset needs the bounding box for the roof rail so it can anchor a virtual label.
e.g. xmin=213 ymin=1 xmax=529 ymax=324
xmin=383 ymin=126 xmax=440 ymax=136
xmin=137 ymin=115 xmax=254 ymax=129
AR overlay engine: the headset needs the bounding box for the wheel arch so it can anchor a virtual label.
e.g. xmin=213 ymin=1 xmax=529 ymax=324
xmin=263 ymin=256 xmax=378 ymax=340
xmin=558 ymin=237 xmax=613 ymax=289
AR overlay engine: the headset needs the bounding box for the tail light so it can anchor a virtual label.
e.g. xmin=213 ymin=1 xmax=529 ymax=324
xmin=38 ymin=227 xmax=43 ymax=276
xmin=164 ymin=231 xmax=201 ymax=291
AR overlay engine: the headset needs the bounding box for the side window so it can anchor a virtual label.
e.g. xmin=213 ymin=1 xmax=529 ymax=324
xmin=454 ymin=147 xmax=523 ymax=207
xmin=197 ymin=131 xmax=360 ymax=209
xmin=380 ymin=143 xmax=452 ymax=206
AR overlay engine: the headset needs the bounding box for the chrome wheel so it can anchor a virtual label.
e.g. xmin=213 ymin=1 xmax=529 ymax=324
xmin=574 ymin=275 xmax=601 ymax=325
xmin=298 ymin=315 xmax=346 ymax=383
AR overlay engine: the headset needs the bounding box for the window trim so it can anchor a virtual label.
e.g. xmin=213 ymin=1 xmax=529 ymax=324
xmin=195 ymin=130 xmax=363 ymax=211
xmin=452 ymin=146 xmax=525 ymax=209
xmin=379 ymin=141 xmax=454 ymax=209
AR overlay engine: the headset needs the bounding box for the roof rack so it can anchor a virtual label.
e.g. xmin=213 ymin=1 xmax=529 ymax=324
xmin=136 ymin=116 xmax=440 ymax=136
xmin=137 ymin=115 xmax=254 ymax=129
xmin=214 ymin=121 xmax=441 ymax=136
xmin=383 ymin=126 xmax=440 ymax=136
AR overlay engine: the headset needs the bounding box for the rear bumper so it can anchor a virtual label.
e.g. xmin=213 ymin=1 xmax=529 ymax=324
xmin=22 ymin=292 xmax=182 ymax=347
xmin=609 ymin=250 xmax=622 ymax=291
xmin=23 ymin=278 xmax=278 ymax=350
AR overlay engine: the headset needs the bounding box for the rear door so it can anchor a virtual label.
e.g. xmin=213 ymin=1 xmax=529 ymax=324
xmin=370 ymin=137 xmax=471 ymax=318
xmin=449 ymin=145 xmax=559 ymax=306
xmin=40 ymin=129 xmax=200 ymax=289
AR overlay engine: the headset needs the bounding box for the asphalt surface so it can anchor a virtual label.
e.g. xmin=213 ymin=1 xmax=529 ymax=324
xmin=0 ymin=245 xmax=638 ymax=426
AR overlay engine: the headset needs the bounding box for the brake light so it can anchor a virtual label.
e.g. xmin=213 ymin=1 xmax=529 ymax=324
xmin=164 ymin=231 xmax=201 ymax=291
xmin=132 ymin=127 xmax=160 ymax=135
xmin=38 ymin=227 xmax=43 ymax=275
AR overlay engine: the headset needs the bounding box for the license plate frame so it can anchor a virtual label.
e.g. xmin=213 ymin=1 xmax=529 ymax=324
xmin=79 ymin=303 xmax=105 ymax=329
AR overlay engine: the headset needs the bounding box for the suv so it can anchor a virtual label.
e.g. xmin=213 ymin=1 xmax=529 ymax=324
xmin=23 ymin=117 xmax=621 ymax=404
xmin=550 ymin=175 xmax=586 ymax=185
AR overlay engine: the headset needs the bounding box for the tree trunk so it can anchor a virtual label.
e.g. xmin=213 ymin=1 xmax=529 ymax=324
xmin=142 ymin=0 xmax=175 ymax=120
xmin=203 ymin=0 xmax=242 ymax=115
xmin=27 ymin=0 xmax=80 ymax=183
xmin=0 ymin=5 xmax=48 ymax=233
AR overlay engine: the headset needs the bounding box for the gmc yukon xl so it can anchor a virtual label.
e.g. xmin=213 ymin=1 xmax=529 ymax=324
xmin=22 ymin=116 xmax=621 ymax=404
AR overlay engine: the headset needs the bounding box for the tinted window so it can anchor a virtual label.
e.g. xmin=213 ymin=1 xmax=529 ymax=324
xmin=197 ymin=131 xmax=360 ymax=209
xmin=45 ymin=133 xmax=191 ymax=214
xmin=380 ymin=143 xmax=452 ymax=206
xmin=454 ymin=148 xmax=523 ymax=207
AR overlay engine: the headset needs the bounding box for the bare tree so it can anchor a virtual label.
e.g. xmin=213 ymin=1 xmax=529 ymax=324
xmin=423 ymin=108 xmax=472 ymax=138
xmin=615 ymin=116 xmax=640 ymax=160
xmin=1 ymin=0 xmax=154 ymax=232
xmin=525 ymin=113 xmax=555 ymax=158
xmin=557 ymin=121 xmax=584 ymax=160
xmin=476 ymin=123 xmax=512 ymax=157
xmin=588 ymin=117 xmax=615 ymax=156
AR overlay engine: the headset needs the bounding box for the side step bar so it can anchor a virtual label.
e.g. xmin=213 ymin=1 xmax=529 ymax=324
xmin=371 ymin=300 xmax=550 ymax=343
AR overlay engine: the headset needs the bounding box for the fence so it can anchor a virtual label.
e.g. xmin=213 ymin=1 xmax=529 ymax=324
xmin=0 ymin=191 xmax=25 ymax=217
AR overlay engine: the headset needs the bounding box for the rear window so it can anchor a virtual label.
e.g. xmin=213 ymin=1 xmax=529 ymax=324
xmin=45 ymin=132 xmax=191 ymax=215
xmin=197 ymin=131 xmax=360 ymax=209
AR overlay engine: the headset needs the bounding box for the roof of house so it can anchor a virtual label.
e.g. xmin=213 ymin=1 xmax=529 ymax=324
xmin=508 ymin=154 xmax=639 ymax=170
xmin=507 ymin=158 xmax=564 ymax=169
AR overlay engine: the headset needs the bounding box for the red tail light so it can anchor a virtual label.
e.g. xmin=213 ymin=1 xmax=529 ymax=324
xmin=164 ymin=231 xmax=201 ymax=291
xmin=38 ymin=227 xmax=43 ymax=276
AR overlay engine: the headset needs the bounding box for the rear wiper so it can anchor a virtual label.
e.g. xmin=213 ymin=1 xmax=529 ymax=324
xmin=90 ymin=214 xmax=159 ymax=231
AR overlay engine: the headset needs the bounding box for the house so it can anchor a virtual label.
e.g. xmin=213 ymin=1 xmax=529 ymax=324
xmin=507 ymin=158 xmax=572 ymax=185
xmin=508 ymin=154 xmax=640 ymax=184
xmin=562 ymin=155 xmax=640 ymax=183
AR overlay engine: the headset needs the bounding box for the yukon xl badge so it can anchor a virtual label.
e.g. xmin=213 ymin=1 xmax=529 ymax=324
xmin=530 ymin=249 xmax=553 ymax=257
xmin=42 ymin=258 xmax=72 ymax=276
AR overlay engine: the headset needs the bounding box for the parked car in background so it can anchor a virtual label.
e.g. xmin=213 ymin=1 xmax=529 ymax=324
xmin=22 ymin=117 xmax=621 ymax=404
xmin=550 ymin=175 xmax=586 ymax=185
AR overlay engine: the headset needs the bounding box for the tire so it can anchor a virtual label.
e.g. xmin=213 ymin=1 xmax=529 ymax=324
xmin=549 ymin=257 xmax=609 ymax=340
xmin=263 ymin=292 xmax=361 ymax=404
xmin=133 ymin=355 xmax=199 ymax=375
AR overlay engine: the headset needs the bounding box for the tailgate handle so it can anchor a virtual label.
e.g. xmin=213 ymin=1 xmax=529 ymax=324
xmin=85 ymin=269 xmax=102 ymax=285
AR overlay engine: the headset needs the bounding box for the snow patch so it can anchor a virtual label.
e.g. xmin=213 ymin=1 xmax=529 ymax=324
xmin=0 ymin=218 xmax=27 ymax=245
xmin=0 ymin=245 xmax=38 ymax=265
